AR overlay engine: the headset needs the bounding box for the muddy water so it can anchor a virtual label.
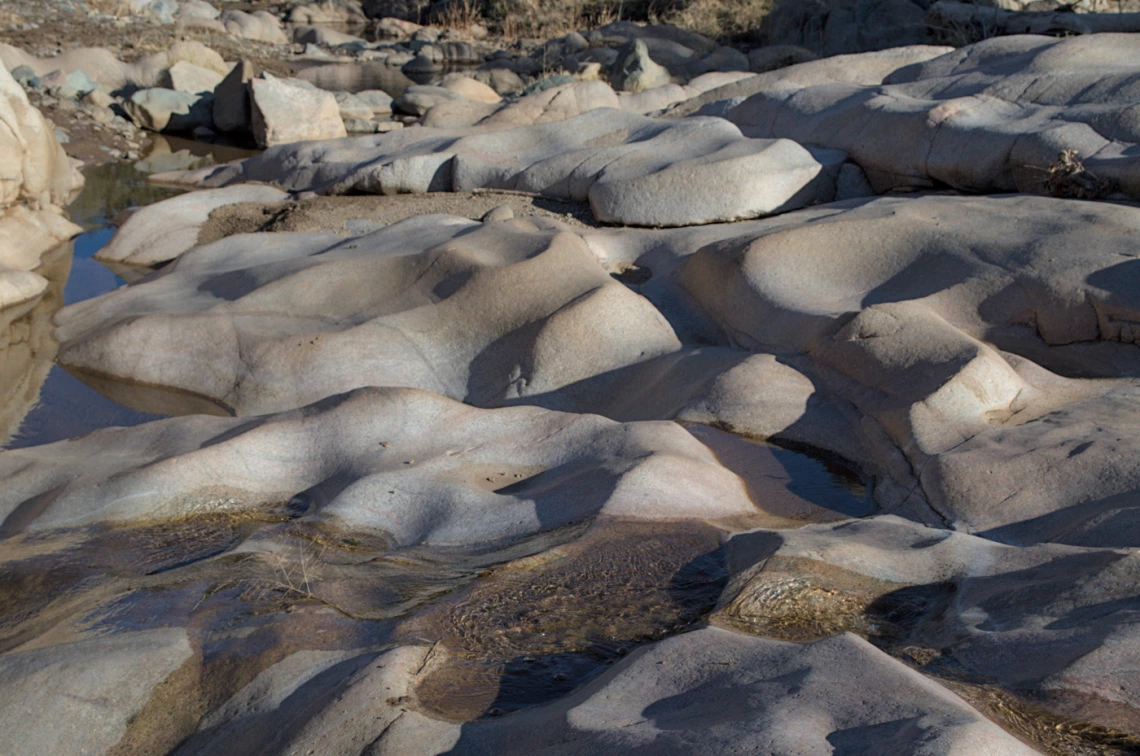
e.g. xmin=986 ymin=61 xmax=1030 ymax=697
xmin=1 ymin=137 xmax=256 ymax=450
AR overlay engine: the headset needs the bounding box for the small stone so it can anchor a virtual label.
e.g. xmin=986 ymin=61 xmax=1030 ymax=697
xmin=481 ymin=205 xmax=514 ymax=222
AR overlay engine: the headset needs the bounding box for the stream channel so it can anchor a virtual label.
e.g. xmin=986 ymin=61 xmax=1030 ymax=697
xmin=0 ymin=136 xmax=881 ymax=729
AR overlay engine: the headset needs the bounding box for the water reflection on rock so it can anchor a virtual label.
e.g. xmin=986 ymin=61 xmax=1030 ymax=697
xmin=133 ymin=134 xmax=260 ymax=177
xmin=0 ymin=243 xmax=69 ymax=446
xmin=295 ymin=60 xmax=424 ymax=96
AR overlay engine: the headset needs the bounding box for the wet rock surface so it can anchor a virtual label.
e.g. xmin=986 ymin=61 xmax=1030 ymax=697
xmin=5 ymin=2 xmax=1140 ymax=754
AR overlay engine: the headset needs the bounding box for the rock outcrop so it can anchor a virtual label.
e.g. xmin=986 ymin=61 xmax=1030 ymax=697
xmin=156 ymin=108 xmax=848 ymax=226
xmin=0 ymin=64 xmax=81 ymax=314
xmin=725 ymin=34 xmax=1140 ymax=197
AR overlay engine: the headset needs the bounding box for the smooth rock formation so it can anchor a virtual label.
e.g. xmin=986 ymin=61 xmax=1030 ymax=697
xmin=0 ymin=387 xmax=765 ymax=540
xmin=155 ymin=108 xmax=846 ymax=227
xmin=725 ymin=34 xmax=1140 ymax=197
xmin=720 ymin=515 xmax=1140 ymax=731
xmin=433 ymin=628 xmax=1037 ymax=754
xmin=0 ymin=64 xmax=81 ymax=313
xmin=0 ymin=630 xmax=194 ymax=756
xmin=55 ymin=215 xmax=684 ymax=415
xmin=249 ymin=76 xmax=347 ymax=148
xmin=94 ymin=185 xmax=290 ymax=269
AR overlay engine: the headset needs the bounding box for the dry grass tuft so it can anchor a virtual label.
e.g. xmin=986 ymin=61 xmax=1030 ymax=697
xmin=1043 ymin=149 xmax=1116 ymax=199
xmin=661 ymin=0 xmax=773 ymax=42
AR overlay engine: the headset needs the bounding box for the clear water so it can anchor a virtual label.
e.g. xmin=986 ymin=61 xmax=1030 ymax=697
xmin=2 ymin=139 xmax=252 ymax=450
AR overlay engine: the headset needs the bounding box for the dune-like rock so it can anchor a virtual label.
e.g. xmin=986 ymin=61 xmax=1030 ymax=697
xmin=666 ymin=44 xmax=953 ymax=117
xmin=0 ymin=386 xmax=765 ymax=540
xmin=56 ymin=215 xmax=684 ymax=415
xmin=726 ymin=33 xmax=1140 ymax=197
xmin=156 ymin=108 xmax=845 ymax=227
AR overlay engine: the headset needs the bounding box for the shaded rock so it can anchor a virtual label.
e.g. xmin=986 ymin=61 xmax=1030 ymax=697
xmin=362 ymin=0 xmax=424 ymax=21
xmin=249 ymin=76 xmax=346 ymax=148
xmin=0 ymin=387 xmax=760 ymax=538
xmin=472 ymin=67 xmax=526 ymax=96
xmin=666 ymin=44 xmax=953 ymax=117
xmin=768 ymin=0 xmax=931 ymax=56
xmin=748 ymin=44 xmax=818 ymax=73
xmin=609 ymin=38 xmax=671 ymax=93
xmin=430 ymin=628 xmax=1035 ymax=754
xmin=726 ymin=34 xmax=1140 ymax=197
xmin=9 ymin=65 xmax=35 ymax=87
xmin=211 ymin=59 xmax=254 ymax=133
xmin=157 ymin=108 xmax=843 ymax=228
xmin=123 ymin=87 xmax=212 ymax=132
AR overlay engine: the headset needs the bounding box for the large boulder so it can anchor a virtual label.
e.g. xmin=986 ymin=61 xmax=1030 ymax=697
xmin=249 ymin=76 xmax=347 ymax=148
xmin=211 ymin=59 xmax=254 ymax=133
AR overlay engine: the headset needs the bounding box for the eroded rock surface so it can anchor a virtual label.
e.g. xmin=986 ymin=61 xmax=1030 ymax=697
xmin=0 ymin=63 xmax=80 ymax=315
xmin=157 ymin=108 xmax=846 ymax=227
xmin=726 ymin=33 xmax=1140 ymax=197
